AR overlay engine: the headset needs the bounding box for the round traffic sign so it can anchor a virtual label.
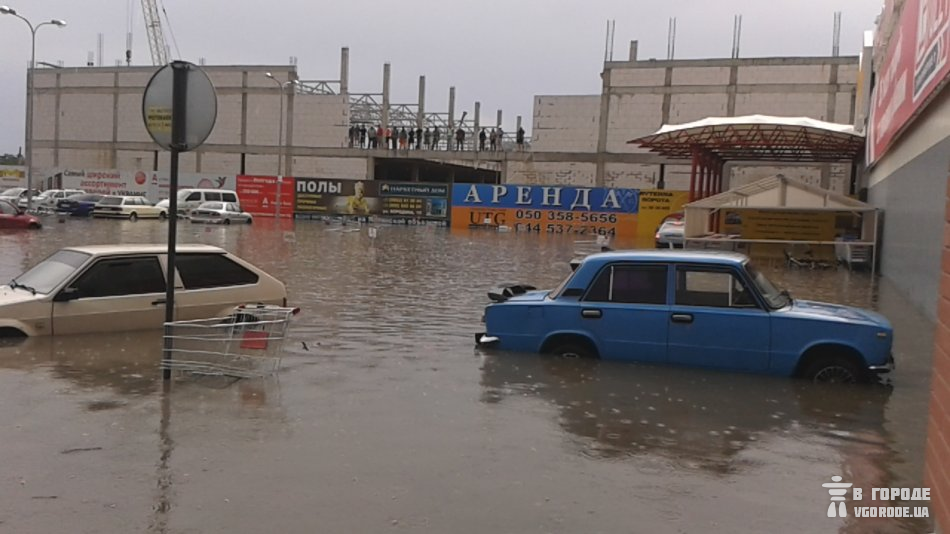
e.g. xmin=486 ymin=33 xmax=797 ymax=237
xmin=142 ymin=61 xmax=217 ymax=152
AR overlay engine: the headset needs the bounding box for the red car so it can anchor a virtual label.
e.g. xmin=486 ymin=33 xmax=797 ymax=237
xmin=0 ymin=199 xmax=41 ymax=229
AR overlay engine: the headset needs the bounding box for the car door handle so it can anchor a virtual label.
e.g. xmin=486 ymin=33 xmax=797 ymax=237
xmin=670 ymin=313 xmax=693 ymax=324
xmin=151 ymin=299 xmax=166 ymax=306
xmin=581 ymin=309 xmax=602 ymax=319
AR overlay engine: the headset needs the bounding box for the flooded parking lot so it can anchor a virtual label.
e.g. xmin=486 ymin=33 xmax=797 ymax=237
xmin=0 ymin=217 xmax=935 ymax=533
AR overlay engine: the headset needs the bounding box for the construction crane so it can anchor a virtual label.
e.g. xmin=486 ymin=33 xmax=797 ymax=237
xmin=141 ymin=0 xmax=169 ymax=65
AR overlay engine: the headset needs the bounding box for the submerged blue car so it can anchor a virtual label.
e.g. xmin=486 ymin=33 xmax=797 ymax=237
xmin=476 ymin=250 xmax=894 ymax=383
xmin=56 ymin=194 xmax=104 ymax=217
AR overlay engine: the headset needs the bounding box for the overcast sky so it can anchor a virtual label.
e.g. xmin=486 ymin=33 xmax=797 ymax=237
xmin=0 ymin=0 xmax=881 ymax=155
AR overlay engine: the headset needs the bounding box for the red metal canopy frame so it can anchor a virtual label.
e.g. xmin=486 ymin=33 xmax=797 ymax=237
xmin=629 ymin=117 xmax=865 ymax=203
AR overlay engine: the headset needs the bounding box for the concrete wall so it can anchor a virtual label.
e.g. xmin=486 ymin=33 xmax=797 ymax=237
xmin=506 ymin=161 xmax=596 ymax=186
xmin=293 ymin=94 xmax=350 ymax=149
xmin=930 ymin=159 xmax=950 ymax=534
xmin=531 ymin=95 xmax=600 ymax=152
xmin=868 ymin=91 xmax=950 ymax=321
xmin=528 ymin=56 xmax=859 ymax=190
xmin=292 ymin=156 xmax=366 ymax=179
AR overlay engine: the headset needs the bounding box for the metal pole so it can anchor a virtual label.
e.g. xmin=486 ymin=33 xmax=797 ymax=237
xmin=163 ymin=61 xmax=188 ymax=381
xmin=276 ymin=82 xmax=284 ymax=219
xmin=26 ymin=24 xmax=35 ymax=210
xmin=689 ymin=146 xmax=699 ymax=202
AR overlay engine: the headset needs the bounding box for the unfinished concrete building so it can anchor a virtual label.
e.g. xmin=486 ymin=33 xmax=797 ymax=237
xmin=522 ymin=42 xmax=860 ymax=193
xmin=28 ymin=48 xmax=516 ymax=185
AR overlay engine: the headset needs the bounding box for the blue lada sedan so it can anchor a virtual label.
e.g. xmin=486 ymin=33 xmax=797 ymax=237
xmin=476 ymin=251 xmax=894 ymax=383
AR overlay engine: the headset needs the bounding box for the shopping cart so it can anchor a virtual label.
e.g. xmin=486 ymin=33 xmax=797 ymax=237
xmin=161 ymin=304 xmax=300 ymax=378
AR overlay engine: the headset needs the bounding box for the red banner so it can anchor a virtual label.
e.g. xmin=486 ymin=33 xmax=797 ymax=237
xmin=868 ymin=0 xmax=950 ymax=164
xmin=236 ymin=175 xmax=295 ymax=218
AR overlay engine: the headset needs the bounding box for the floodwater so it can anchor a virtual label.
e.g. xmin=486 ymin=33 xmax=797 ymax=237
xmin=0 ymin=217 xmax=935 ymax=533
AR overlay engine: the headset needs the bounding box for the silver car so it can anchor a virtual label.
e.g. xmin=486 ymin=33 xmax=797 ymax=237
xmin=655 ymin=220 xmax=685 ymax=248
xmin=190 ymin=201 xmax=253 ymax=225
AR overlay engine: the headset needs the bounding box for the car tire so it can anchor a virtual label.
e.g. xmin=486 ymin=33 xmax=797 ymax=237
xmin=129 ymin=212 xmax=138 ymax=222
xmin=28 ymin=222 xmax=41 ymax=229
xmin=803 ymin=356 xmax=866 ymax=384
xmin=224 ymin=218 xmax=231 ymax=225
xmin=246 ymin=218 xmax=253 ymax=225
xmin=159 ymin=211 xmax=167 ymax=220
xmin=549 ymin=341 xmax=597 ymax=359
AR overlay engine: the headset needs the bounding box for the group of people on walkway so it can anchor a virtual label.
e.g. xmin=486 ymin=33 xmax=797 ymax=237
xmin=347 ymin=124 xmax=526 ymax=152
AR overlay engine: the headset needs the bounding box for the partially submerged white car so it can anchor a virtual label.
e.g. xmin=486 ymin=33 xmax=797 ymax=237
xmin=0 ymin=244 xmax=287 ymax=337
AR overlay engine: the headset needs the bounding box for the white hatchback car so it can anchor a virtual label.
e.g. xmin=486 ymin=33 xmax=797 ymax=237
xmin=0 ymin=244 xmax=288 ymax=337
xmin=93 ymin=195 xmax=167 ymax=221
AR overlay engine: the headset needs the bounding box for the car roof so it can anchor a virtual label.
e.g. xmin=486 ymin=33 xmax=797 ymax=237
xmin=583 ymin=249 xmax=749 ymax=266
xmin=62 ymin=244 xmax=226 ymax=256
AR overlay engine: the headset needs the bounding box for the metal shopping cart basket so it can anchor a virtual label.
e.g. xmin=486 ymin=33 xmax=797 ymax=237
xmin=161 ymin=304 xmax=300 ymax=378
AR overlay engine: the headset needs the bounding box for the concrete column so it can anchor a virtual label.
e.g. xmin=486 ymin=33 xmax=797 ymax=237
xmin=496 ymin=110 xmax=502 ymax=128
xmin=382 ymin=63 xmax=391 ymax=131
xmin=596 ymin=67 xmax=612 ymax=187
xmin=516 ymin=115 xmax=522 ymax=132
xmin=417 ymin=76 xmax=426 ymax=128
xmin=629 ymin=40 xmax=639 ymax=61
xmin=474 ymin=102 xmax=481 ymax=151
xmin=448 ymin=86 xmax=456 ymax=130
xmin=340 ymin=47 xmax=350 ymax=94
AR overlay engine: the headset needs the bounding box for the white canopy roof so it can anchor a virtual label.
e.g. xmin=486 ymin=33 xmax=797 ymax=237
xmin=653 ymin=114 xmax=862 ymax=137
xmin=684 ymin=174 xmax=875 ymax=211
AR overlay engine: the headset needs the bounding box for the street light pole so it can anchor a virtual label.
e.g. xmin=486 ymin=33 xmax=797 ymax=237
xmin=265 ymin=73 xmax=295 ymax=219
xmin=0 ymin=6 xmax=66 ymax=211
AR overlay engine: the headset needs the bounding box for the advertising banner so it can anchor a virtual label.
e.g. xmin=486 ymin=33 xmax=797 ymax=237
xmin=48 ymin=168 xmax=237 ymax=202
xmin=720 ymin=209 xmax=836 ymax=241
xmin=294 ymin=179 xmax=449 ymax=219
xmin=237 ymin=175 xmax=295 ymax=218
xmin=450 ymin=183 xmax=640 ymax=238
xmin=638 ymin=190 xmax=689 ymax=235
xmin=0 ymin=166 xmax=26 ymax=190
xmin=867 ymin=0 xmax=950 ymax=164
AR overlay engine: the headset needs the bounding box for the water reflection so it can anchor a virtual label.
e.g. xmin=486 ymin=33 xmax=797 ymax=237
xmin=480 ymin=353 xmax=891 ymax=472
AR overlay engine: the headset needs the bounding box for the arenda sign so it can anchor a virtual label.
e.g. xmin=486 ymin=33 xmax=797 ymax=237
xmin=451 ymin=184 xmax=640 ymax=213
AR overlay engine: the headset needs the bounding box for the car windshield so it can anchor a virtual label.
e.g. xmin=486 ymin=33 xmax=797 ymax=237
xmin=98 ymin=197 xmax=122 ymax=205
xmin=745 ymin=262 xmax=790 ymax=309
xmin=11 ymin=250 xmax=90 ymax=295
xmin=177 ymin=190 xmax=194 ymax=201
xmin=1 ymin=188 xmax=24 ymax=197
xmin=660 ymin=221 xmax=684 ymax=232
xmin=548 ymin=270 xmax=576 ymax=299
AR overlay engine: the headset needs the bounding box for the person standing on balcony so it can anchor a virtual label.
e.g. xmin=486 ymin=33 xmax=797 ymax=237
xmin=433 ymin=127 xmax=441 ymax=150
xmin=423 ymin=128 xmax=432 ymax=150
xmin=516 ymin=127 xmax=526 ymax=151
xmin=455 ymin=127 xmax=465 ymax=151
xmin=478 ymin=129 xmax=487 ymax=152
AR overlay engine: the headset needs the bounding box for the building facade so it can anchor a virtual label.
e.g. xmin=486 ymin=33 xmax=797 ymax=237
xmin=521 ymin=47 xmax=860 ymax=193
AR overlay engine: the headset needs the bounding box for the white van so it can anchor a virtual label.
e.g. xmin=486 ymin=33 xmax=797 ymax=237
xmin=156 ymin=189 xmax=240 ymax=217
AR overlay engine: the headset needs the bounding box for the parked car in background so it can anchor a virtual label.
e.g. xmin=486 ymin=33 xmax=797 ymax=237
xmin=0 ymin=187 xmax=40 ymax=207
xmin=31 ymin=189 xmax=85 ymax=210
xmin=655 ymin=219 xmax=685 ymax=248
xmin=156 ymin=189 xmax=240 ymax=218
xmin=190 ymin=201 xmax=253 ymax=225
xmin=0 ymin=199 xmax=42 ymax=229
xmin=476 ymin=250 xmax=894 ymax=384
xmin=0 ymin=244 xmax=288 ymax=336
xmin=92 ymin=196 xmax=167 ymax=221
xmin=57 ymin=193 xmax=105 ymax=217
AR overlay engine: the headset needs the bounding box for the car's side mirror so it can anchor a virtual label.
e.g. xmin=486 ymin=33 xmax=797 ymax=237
xmin=54 ymin=287 xmax=81 ymax=302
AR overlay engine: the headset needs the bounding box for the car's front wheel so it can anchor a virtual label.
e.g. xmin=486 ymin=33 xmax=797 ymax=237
xmin=549 ymin=341 xmax=597 ymax=359
xmin=803 ymin=356 xmax=866 ymax=384
xmin=159 ymin=211 xmax=167 ymax=220
xmin=223 ymin=218 xmax=231 ymax=225
xmin=129 ymin=212 xmax=138 ymax=222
